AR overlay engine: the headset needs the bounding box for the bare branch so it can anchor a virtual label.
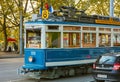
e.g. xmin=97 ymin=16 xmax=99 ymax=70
xmin=24 ymin=0 xmax=29 ymax=14
xmin=30 ymin=0 xmax=35 ymax=13
xmin=6 ymin=1 xmax=19 ymax=25
xmin=6 ymin=16 xmax=19 ymax=27
xmin=14 ymin=0 xmax=20 ymax=8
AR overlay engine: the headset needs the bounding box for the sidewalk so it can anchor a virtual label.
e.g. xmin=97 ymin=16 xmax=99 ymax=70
xmin=0 ymin=51 xmax=24 ymax=58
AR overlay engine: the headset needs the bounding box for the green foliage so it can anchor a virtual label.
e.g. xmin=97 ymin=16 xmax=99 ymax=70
xmin=114 ymin=0 xmax=120 ymax=17
xmin=0 ymin=0 xmax=120 ymax=51
xmin=0 ymin=0 xmax=29 ymax=51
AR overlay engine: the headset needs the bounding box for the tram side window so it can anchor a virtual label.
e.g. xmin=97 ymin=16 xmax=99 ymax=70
xmin=83 ymin=33 xmax=96 ymax=48
xmin=99 ymin=33 xmax=111 ymax=47
xmin=63 ymin=33 xmax=80 ymax=48
xmin=26 ymin=30 xmax=41 ymax=48
xmin=113 ymin=34 xmax=120 ymax=46
xmin=46 ymin=32 xmax=61 ymax=48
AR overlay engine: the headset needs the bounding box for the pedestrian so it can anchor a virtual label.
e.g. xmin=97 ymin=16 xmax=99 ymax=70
xmin=13 ymin=42 xmax=18 ymax=52
xmin=8 ymin=46 xmax=12 ymax=52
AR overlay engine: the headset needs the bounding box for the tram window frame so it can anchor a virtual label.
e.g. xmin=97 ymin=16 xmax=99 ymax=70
xmin=47 ymin=26 xmax=59 ymax=30
xmin=83 ymin=27 xmax=96 ymax=31
xmin=46 ymin=32 xmax=61 ymax=48
xmin=63 ymin=32 xmax=80 ymax=48
xmin=63 ymin=26 xmax=81 ymax=31
xmin=26 ymin=29 xmax=41 ymax=48
xmin=99 ymin=28 xmax=111 ymax=32
xmin=82 ymin=33 xmax=96 ymax=48
xmin=113 ymin=34 xmax=120 ymax=46
xmin=99 ymin=33 xmax=111 ymax=47
xmin=113 ymin=29 xmax=120 ymax=32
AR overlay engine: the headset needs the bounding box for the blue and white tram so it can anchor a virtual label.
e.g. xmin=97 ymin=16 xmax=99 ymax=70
xmin=19 ymin=20 xmax=120 ymax=79
xmin=20 ymin=6 xmax=120 ymax=78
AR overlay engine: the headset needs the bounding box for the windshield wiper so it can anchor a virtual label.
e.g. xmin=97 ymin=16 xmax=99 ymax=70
xmin=101 ymin=59 xmax=110 ymax=64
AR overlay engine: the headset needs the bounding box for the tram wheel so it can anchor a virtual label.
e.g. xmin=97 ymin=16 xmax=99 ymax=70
xmin=95 ymin=79 xmax=104 ymax=82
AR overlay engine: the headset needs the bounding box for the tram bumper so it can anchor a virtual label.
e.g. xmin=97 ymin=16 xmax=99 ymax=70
xmin=22 ymin=64 xmax=45 ymax=70
xmin=17 ymin=65 xmax=45 ymax=79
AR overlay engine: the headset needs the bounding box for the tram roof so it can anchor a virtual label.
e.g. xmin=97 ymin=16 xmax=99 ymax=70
xmin=25 ymin=21 xmax=120 ymax=28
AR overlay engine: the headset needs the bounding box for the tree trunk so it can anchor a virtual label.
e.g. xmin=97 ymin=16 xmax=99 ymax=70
xmin=2 ymin=15 xmax=8 ymax=51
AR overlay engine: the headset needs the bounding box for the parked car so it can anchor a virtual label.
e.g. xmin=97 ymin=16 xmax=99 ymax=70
xmin=92 ymin=53 xmax=120 ymax=82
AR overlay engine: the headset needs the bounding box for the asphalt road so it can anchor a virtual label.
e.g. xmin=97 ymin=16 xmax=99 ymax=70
xmin=0 ymin=58 xmax=95 ymax=82
xmin=12 ymin=75 xmax=95 ymax=82
xmin=0 ymin=58 xmax=23 ymax=82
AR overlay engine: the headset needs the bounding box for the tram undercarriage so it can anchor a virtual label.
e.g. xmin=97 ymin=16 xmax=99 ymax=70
xmin=20 ymin=64 xmax=92 ymax=79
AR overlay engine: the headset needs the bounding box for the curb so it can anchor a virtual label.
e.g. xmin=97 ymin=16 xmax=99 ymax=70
xmin=0 ymin=55 xmax=24 ymax=59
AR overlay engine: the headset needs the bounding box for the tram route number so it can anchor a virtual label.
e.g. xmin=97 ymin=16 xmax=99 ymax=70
xmin=42 ymin=10 xmax=49 ymax=19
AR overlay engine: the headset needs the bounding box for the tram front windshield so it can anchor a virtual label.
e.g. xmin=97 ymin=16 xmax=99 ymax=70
xmin=26 ymin=29 xmax=41 ymax=48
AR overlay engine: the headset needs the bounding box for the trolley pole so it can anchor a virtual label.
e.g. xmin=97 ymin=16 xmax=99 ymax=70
xmin=110 ymin=0 xmax=114 ymax=17
xmin=20 ymin=0 xmax=23 ymax=56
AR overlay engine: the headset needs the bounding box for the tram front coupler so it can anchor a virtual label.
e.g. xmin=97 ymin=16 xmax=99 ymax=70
xmin=17 ymin=66 xmax=27 ymax=75
xmin=17 ymin=67 xmax=41 ymax=79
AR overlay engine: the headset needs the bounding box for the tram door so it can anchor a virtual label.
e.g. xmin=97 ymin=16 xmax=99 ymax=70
xmin=26 ymin=29 xmax=41 ymax=48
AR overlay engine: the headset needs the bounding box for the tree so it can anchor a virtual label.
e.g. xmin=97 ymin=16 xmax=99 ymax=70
xmin=0 ymin=0 xmax=11 ymax=51
xmin=75 ymin=0 xmax=120 ymax=17
xmin=0 ymin=0 xmax=29 ymax=51
xmin=0 ymin=0 xmax=119 ymax=52
xmin=114 ymin=0 xmax=120 ymax=17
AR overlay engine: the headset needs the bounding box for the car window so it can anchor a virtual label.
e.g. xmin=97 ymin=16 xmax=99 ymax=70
xmin=97 ymin=56 xmax=116 ymax=64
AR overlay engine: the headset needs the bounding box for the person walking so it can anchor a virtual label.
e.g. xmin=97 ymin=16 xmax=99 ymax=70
xmin=13 ymin=42 xmax=18 ymax=52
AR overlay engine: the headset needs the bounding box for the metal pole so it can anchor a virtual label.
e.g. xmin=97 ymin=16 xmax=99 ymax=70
xmin=110 ymin=0 xmax=114 ymax=17
xmin=20 ymin=0 xmax=23 ymax=56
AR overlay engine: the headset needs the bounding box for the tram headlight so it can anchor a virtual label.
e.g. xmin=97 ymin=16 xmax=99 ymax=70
xmin=28 ymin=56 xmax=34 ymax=62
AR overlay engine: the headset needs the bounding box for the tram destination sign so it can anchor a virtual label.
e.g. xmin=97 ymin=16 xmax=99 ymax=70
xmin=95 ymin=18 xmax=120 ymax=25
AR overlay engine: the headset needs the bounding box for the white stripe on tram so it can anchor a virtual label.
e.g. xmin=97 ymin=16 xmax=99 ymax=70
xmin=46 ymin=59 xmax=96 ymax=67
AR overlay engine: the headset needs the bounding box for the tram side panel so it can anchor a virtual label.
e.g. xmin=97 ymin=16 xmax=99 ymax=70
xmin=45 ymin=48 xmax=108 ymax=68
xmin=23 ymin=47 xmax=120 ymax=70
xmin=22 ymin=48 xmax=104 ymax=70
xmin=46 ymin=48 xmax=92 ymax=67
xmin=45 ymin=47 xmax=120 ymax=68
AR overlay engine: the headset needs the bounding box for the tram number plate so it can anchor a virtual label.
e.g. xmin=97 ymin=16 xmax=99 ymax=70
xmin=97 ymin=74 xmax=107 ymax=78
